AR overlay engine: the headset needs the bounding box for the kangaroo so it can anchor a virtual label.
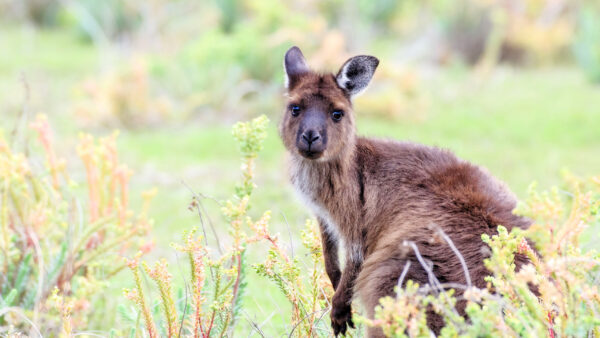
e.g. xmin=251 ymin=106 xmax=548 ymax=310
xmin=279 ymin=46 xmax=531 ymax=337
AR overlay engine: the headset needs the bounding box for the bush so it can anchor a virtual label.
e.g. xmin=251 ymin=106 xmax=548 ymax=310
xmin=252 ymin=218 xmax=334 ymax=337
xmin=0 ymin=115 xmax=153 ymax=335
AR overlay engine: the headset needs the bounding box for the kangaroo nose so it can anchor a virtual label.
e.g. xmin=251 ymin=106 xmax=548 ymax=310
xmin=302 ymin=130 xmax=320 ymax=144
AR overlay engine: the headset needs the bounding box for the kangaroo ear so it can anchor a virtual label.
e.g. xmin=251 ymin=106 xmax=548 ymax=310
xmin=284 ymin=46 xmax=309 ymax=89
xmin=336 ymin=55 xmax=379 ymax=97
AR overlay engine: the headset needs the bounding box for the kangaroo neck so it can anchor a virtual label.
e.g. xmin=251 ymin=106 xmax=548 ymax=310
xmin=292 ymin=140 xmax=357 ymax=201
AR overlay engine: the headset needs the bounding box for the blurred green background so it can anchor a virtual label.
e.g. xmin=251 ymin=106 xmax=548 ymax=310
xmin=1 ymin=0 xmax=600 ymax=335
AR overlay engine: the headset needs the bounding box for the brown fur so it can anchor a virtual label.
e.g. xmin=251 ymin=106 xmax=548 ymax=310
xmin=280 ymin=48 xmax=531 ymax=337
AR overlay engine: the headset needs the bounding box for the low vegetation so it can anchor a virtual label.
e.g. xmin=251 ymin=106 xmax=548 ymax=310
xmin=0 ymin=115 xmax=152 ymax=336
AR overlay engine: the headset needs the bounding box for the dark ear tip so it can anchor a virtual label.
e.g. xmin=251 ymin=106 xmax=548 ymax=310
xmin=286 ymin=46 xmax=302 ymax=56
xmin=366 ymin=55 xmax=379 ymax=68
xmin=347 ymin=55 xmax=380 ymax=70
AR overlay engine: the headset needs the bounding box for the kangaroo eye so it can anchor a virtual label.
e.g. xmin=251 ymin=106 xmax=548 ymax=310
xmin=291 ymin=105 xmax=301 ymax=117
xmin=331 ymin=110 xmax=344 ymax=122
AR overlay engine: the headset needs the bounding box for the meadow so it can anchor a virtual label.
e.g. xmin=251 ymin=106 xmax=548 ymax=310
xmin=1 ymin=1 xmax=600 ymax=337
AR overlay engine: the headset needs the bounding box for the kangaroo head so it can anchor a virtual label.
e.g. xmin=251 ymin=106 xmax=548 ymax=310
xmin=280 ymin=46 xmax=379 ymax=161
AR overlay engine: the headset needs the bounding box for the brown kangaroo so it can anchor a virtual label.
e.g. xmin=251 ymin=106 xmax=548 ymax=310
xmin=279 ymin=46 xmax=531 ymax=337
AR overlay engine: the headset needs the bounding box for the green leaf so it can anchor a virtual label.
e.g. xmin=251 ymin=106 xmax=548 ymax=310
xmin=2 ymin=288 xmax=18 ymax=307
xmin=14 ymin=253 xmax=32 ymax=296
xmin=46 ymin=240 xmax=68 ymax=285
xmin=117 ymin=304 xmax=138 ymax=324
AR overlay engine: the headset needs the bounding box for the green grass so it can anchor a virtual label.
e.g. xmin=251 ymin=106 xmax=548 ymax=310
xmin=360 ymin=68 xmax=600 ymax=194
xmin=0 ymin=24 xmax=98 ymax=75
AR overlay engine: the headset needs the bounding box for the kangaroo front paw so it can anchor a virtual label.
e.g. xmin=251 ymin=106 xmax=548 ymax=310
xmin=331 ymin=296 xmax=354 ymax=336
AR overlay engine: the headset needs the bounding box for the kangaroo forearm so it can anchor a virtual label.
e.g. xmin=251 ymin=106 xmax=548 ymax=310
xmin=324 ymin=253 xmax=341 ymax=290
xmin=335 ymin=258 xmax=362 ymax=304
xmin=319 ymin=219 xmax=342 ymax=289
xmin=330 ymin=257 xmax=361 ymax=336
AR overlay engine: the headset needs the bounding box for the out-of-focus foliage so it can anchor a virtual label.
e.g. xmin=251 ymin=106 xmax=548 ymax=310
xmin=398 ymin=0 xmax=579 ymax=67
xmin=364 ymin=174 xmax=600 ymax=337
xmin=3 ymin=0 xmax=597 ymax=128
xmin=0 ymin=0 xmax=140 ymax=40
xmin=573 ymin=3 xmax=600 ymax=83
xmin=75 ymin=58 xmax=172 ymax=129
xmin=0 ymin=115 xmax=153 ymax=336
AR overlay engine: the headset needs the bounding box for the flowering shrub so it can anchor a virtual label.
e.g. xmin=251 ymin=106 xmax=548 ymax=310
xmin=123 ymin=115 xmax=273 ymax=337
xmin=0 ymin=115 xmax=153 ymax=336
xmin=365 ymin=174 xmax=600 ymax=337
xmin=252 ymin=218 xmax=334 ymax=337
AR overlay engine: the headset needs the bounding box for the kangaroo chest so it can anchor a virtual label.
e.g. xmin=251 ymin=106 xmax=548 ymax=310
xmin=291 ymin=165 xmax=344 ymax=244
